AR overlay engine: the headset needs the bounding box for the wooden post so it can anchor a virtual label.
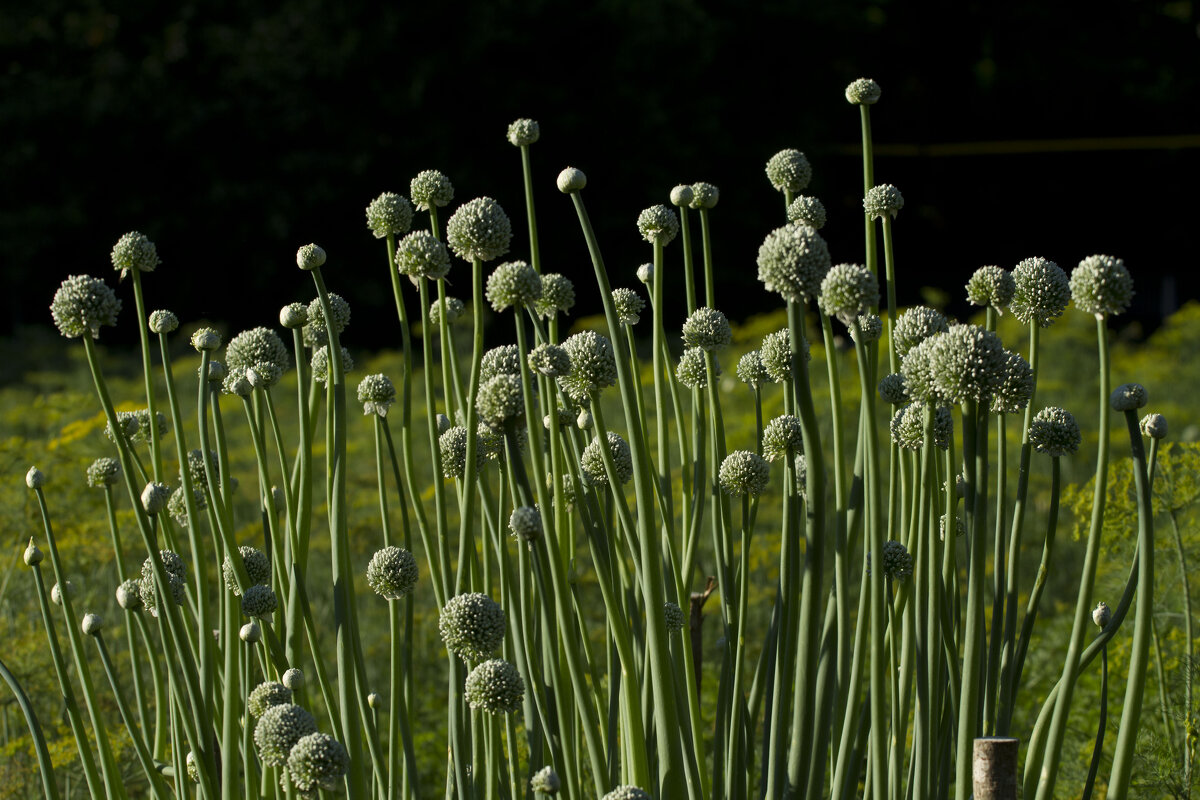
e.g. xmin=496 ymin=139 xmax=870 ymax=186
xmin=973 ymin=737 xmax=1019 ymax=799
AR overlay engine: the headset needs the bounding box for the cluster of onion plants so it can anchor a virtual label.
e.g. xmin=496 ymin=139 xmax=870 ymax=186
xmin=9 ymin=78 xmax=1168 ymax=800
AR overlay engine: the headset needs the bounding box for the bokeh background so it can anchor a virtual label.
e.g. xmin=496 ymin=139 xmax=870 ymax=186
xmin=4 ymin=0 xmax=1199 ymax=347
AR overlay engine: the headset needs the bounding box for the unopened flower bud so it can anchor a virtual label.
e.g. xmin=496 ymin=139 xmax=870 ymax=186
xmin=296 ymin=244 xmax=327 ymax=271
xmin=240 ymin=621 xmax=261 ymax=643
xmin=24 ymin=539 xmax=43 ymax=566
xmin=26 ymin=466 xmax=45 ymax=489
xmin=82 ymin=613 xmax=103 ymax=636
xmin=141 ymin=482 xmax=170 ymax=515
xmin=1093 ymin=601 xmax=1111 ymax=628
xmin=556 ymin=167 xmax=587 ymax=193
xmin=148 ymin=309 xmax=179 ymax=333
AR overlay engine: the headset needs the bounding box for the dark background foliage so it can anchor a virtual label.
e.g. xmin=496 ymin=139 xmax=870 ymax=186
xmin=4 ymin=0 xmax=1198 ymax=346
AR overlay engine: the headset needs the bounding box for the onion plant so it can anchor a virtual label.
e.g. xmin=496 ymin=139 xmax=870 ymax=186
xmin=10 ymin=78 xmax=1165 ymax=800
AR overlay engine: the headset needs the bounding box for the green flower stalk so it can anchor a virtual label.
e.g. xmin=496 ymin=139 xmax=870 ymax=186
xmin=28 ymin=479 xmax=130 ymax=800
xmin=1031 ymin=255 xmax=1129 ymax=800
xmin=1107 ymin=383 xmax=1155 ymax=799
xmin=0 ymin=652 xmax=60 ymax=800
xmin=510 ymin=119 xmax=545 ymax=272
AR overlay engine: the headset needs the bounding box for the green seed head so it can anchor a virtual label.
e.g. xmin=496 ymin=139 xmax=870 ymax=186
xmin=759 ymin=328 xmax=809 ymax=383
xmin=637 ymin=204 xmax=680 ymax=246
xmin=1029 ymin=406 xmax=1081 ymax=456
xmin=241 ymin=584 xmax=278 ymax=619
xmin=1010 ymin=257 xmax=1071 ymax=328
xmin=304 ymin=293 xmax=351 ymax=347
xmin=765 ymin=149 xmax=812 ymax=194
xmin=556 ymin=167 xmax=587 ymax=193
xmin=366 ymin=192 xmax=414 ymax=239
xmin=1110 ymin=382 xmax=1148 ymax=412
xmin=991 ymin=350 xmax=1033 ymax=415
xmin=878 ymin=373 xmax=909 ymax=405
xmin=756 ymin=223 xmax=831 ymax=304
xmin=295 ymin=244 xmax=326 ymax=271
xmin=167 ymin=486 xmax=206 ymax=526
xmin=446 ymin=197 xmax=513 ymax=263
xmin=581 ymin=431 xmax=633 ymax=486
xmin=966 ymin=265 xmax=1015 ymax=310
xmin=357 ymin=373 xmax=396 ymax=417
xmin=602 ymin=787 xmax=652 ymax=800
xmin=531 ymin=765 xmax=561 ymax=794
xmin=507 ymin=118 xmax=540 ymax=146
xmin=309 ymin=346 xmax=353 ymax=385
xmin=928 ymin=324 xmax=1007 ymax=405
xmin=736 ymin=350 xmax=770 ymax=387
xmin=675 ymin=347 xmax=711 ymax=389
xmin=86 ymin=457 xmax=121 ymax=488
xmin=820 ymin=263 xmax=879 ymax=327
xmin=528 ymin=343 xmax=571 ymax=378
xmin=690 ymin=182 xmax=720 ymax=210
xmin=762 ymin=414 xmax=804 ymax=461
xmin=881 ymin=540 xmax=913 ymax=581
xmin=535 ymin=273 xmax=576 ymax=318
xmin=410 ymin=169 xmax=454 ymax=211
xmin=670 ymin=185 xmax=694 ymax=207
xmin=429 ymin=296 xmax=465 ymax=327
xmin=1140 ymin=413 xmax=1168 ymax=439
xmin=226 ymin=327 xmax=290 ymax=377
xmin=395 ymin=230 xmax=451 ymax=281
xmin=508 ymin=506 xmax=542 ymax=543
xmin=249 ymin=677 xmax=285 ymax=711
xmin=890 ymin=404 xmax=953 ymax=451
xmin=476 ymin=373 xmax=525 ymax=429
xmin=786 ymin=195 xmax=827 ymax=229
xmin=845 ymin=78 xmax=882 ymax=105
xmin=366 ymin=546 xmax=419 ymax=600
xmin=139 ymin=550 xmax=187 ymax=616
xmin=23 ymin=538 xmax=43 ymax=566
xmin=901 ymin=334 xmax=949 ymax=407
xmin=486 ymin=260 xmax=542 ymax=311
xmin=719 ymin=450 xmax=771 ymax=496
xmin=893 ymin=306 xmax=950 ymax=358
xmin=464 ymin=658 xmax=525 ymax=714
xmin=254 ymin=703 xmax=317 ymax=767
xmin=286 ymin=732 xmax=349 ymax=796
xmin=1070 ymin=254 xmax=1134 ymax=318
xmin=223 ymin=372 xmax=252 ymax=397
xmin=439 ymin=426 xmax=473 ymax=479
xmin=51 ymin=275 xmax=122 ymax=339
xmin=185 ymin=752 xmax=199 ymax=783
xmin=853 ymin=313 xmax=883 ymax=344
xmin=664 ymin=601 xmax=686 ymax=633
xmin=280 ymin=303 xmax=308 ymax=329
xmin=558 ymin=331 xmax=617 ymax=403
xmin=111 ymin=231 xmax=160 ymax=276
xmin=223 ymin=546 xmax=270 ymax=596
xmin=116 ymin=579 xmax=142 ymax=610
xmin=682 ymin=306 xmax=732 ymax=351
xmin=612 ymin=287 xmax=646 ymax=326
xmin=148 ymin=309 xmax=179 ymax=334
xmin=440 ymin=593 xmax=506 ymax=661
xmin=863 ymin=184 xmax=904 ymax=220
